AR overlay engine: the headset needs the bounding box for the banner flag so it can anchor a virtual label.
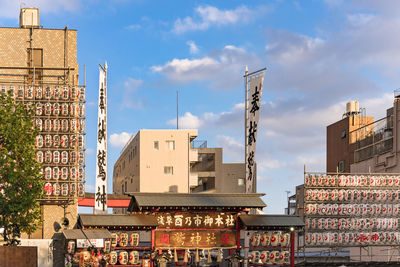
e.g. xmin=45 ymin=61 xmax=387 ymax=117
xmin=95 ymin=62 xmax=108 ymax=214
xmin=246 ymin=72 xmax=264 ymax=193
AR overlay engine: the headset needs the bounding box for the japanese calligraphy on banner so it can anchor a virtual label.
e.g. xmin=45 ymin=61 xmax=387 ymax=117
xmin=95 ymin=62 xmax=108 ymax=214
xmin=156 ymin=213 xmax=237 ymax=229
xmin=246 ymin=72 xmax=264 ymax=193
xmin=155 ymin=231 xmax=236 ymax=248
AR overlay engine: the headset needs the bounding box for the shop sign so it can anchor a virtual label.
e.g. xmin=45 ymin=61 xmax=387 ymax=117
xmin=156 ymin=213 xmax=237 ymax=229
xmin=155 ymin=230 xmax=236 ymax=248
xmin=76 ymin=239 xmax=104 ymax=248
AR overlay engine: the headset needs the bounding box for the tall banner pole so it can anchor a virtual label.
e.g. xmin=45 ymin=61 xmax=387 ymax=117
xmin=244 ymin=66 xmax=266 ymax=267
xmin=244 ymin=66 xmax=249 ymax=267
xmin=95 ymin=62 xmax=108 ymax=214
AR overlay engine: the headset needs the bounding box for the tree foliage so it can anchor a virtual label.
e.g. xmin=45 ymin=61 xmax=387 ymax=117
xmin=0 ymin=91 xmax=43 ymax=245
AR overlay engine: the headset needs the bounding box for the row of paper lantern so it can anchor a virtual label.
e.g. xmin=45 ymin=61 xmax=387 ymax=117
xmin=33 ymin=102 xmax=85 ymax=117
xmin=44 ymin=182 xmax=84 ymax=196
xmin=35 ymin=118 xmax=85 ymax=133
xmin=305 ymin=189 xmax=400 ymax=202
xmin=110 ymin=232 xmax=140 ymax=247
xmin=306 ymin=218 xmax=399 ymax=230
xmin=250 ymin=232 xmax=290 ymax=247
xmin=36 ymin=134 xmax=84 ymax=148
xmin=249 ymin=251 xmax=289 ymax=265
xmin=306 ymin=232 xmax=400 ymax=246
xmin=43 ymin=166 xmax=84 ymax=180
xmin=36 ymin=150 xmax=84 ymax=165
xmin=305 ymin=203 xmax=400 ymax=216
xmin=305 ymin=174 xmax=400 ymax=187
xmin=108 ymin=250 xmax=140 ymax=265
xmin=0 ymin=85 xmax=85 ymax=100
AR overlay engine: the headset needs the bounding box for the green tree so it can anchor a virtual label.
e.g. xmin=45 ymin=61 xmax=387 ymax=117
xmin=0 ymin=91 xmax=43 ymax=246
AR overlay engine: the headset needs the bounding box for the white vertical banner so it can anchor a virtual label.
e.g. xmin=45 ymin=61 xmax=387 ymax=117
xmin=95 ymin=62 xmax=108 ymax=214
xmin=245 ymin=72 xmax=264 ymax=193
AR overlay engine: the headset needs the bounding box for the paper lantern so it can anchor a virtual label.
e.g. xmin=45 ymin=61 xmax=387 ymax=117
xmin=35 ymin=87 xmax=42 ymax=99
xmin=53 ymin=151 xmax=60 ymax=164
xmin=109 ymin=251 xmax=118 ymax=265
xmin=70 ymin=87 xmax=77 ymax=99
xmin=119 ymin=233 xmax=129 ymax=247
xmin=79 ymin=103 xmax=85 ymax=117
xmin=130 ymin=233 xmax=140 ymax=247
xmin=250 ymin=232 xmax=260 ymax=246
xmin=53 ymin=183 xmax=60 ymax=196
xmin=36 ymin=151 xmax=43 ymax=163
xmin=61 ymin=183 xmax=68 ymax=196
xmin=45 ymin=135 xmax=52 ymax=147
xmin=129 ymin=251 xmax=140 ymax=265
xmin=53 ymin=167 xmax=60 ymax=180
xmin=261 ymin=232 xmax=271 ymax=246
xmin=61 ymin=119 xmax=69 ymax=132
xmin=61 ymin=167 xmax=69 ymax=180
xmin=62 ymin=86 xmax=69 ymax=100
xmin=67 ymin=241 xmax=75 ymax=254
xmin=260 ymin=251 xmax=269 ymax=264
xmin=61 ymin=135 xmax=68 ymax=148
xmin=78 ymin=135 xmax=85 ymax=148
xmin=250 ymin=251 xmax=260 ymax=264
xmin=61 ymin=151 xmax=68 ymax=164
xmin=78 ymin=183 xmax=84 ymax=197
xmin=36 ymin=135 xmax=43 ymax=147
xmin=270 ymin=232 xmax=280 ymax=246
xmin=280 ymin=233 xmax=290 ymax=247
xmin=44 ymin=102 xmax=52 ymax=115
xmin=79 ymin=87 xmax=85 ymax=100
xmin=35 ymin=103 xmax=42 ymax=115
xmin=17 ymin=86 xmax=24 ymax=99
xmin=35 ymin=118 xmax=42 ymax=131
xmin=70 ymin=183 xmax=76 ymax=196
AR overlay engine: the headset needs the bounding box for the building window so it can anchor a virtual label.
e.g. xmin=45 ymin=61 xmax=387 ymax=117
xmin=238 ymin=178 xmax=245 ymax=186
xmin=166 ymin=140 xmax=175 ymax=150
xmin=164 ymin=166 xmax=174 ymax=175
xmin=338 ymin=160 xmax=345 ymax=173
xmin=122 ymin=184 xmax=124 ymax=193
xmin=154 ymin=141 xmax=159 ymax=150
xmin=125 ymin=181 xmax=127 ymax=192
xmin=341 ymin=130 xmax=346 ymax=139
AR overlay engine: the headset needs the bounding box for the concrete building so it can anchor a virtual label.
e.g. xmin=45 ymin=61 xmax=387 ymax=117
xmin=113 ymin=130 xmax=248 ymax=213
xmin=113 ymin=129 xmax=199 ymax=196
xmin=326 ymin=101 xmax=374 ymax=173
xmin=0 ymin=8 xmax=85 ymax=239
xmin=327 ymin=99 xmax=399 ymax=173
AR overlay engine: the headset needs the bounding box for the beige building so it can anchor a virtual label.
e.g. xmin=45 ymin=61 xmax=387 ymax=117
xmin=113 ymin=130 xmax=248 ymax=213
xmin=113 ymin=129 xmax=199 ymax=196
xmin=0 ymin=8 xmax=85 ymax=239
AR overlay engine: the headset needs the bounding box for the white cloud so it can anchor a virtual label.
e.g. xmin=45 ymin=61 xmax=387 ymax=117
xmin=167 ymin=112 xmax=202 ymax=129
xmin=152 ymin=45 xmax=262 ymax=90
xmin=0 ymin=0 xmax=81 ymax=18
xmin=122 ymin=78 xmax=144 ymax=109
xmin=125 ymin=24 xmax=141 ymax=30
xmin=109 ymin=132 xmax=132 ymax=148
xmin=215 ymin=135 xmax=243 ymax=161
xmin=172 ymin=5 xmax=260 ymax=34
xmin=186 ymin=40 xmax=199 ymax=54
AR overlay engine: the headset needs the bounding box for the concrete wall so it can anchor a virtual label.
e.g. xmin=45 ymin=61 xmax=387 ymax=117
xmin=327 ymin=116 xmax=373 ymax=173
xmin=0 ymin=25 xmax=80 ymax=239
xmin=219 ymin=163 xmax=246 ymax=193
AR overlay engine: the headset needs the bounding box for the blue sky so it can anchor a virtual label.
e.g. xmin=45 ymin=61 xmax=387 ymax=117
xmin=1 ymin=0 xmax=400 ymax=214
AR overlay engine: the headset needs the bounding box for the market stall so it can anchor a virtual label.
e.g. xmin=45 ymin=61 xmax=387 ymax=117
xmin=127 ymin=192 xmax=266 ymax=266
xmin=78 ymin=214 xmax=158 ymax=267
xmin=239 ymin=215 xmax=304 ymax=267
xmin=63 ymin=228 xmax=113 ymax=267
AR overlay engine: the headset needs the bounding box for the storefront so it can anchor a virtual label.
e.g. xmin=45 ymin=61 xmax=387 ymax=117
xmin=78 ymin=214 xmax=158 ymax=266
xmin=127 ymin=192 xmax=266 ymax=266
xmin=63 ymin=228 xmax=113 ymax=267
xmin=239 ymin=215 xmax=304 ymax=267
